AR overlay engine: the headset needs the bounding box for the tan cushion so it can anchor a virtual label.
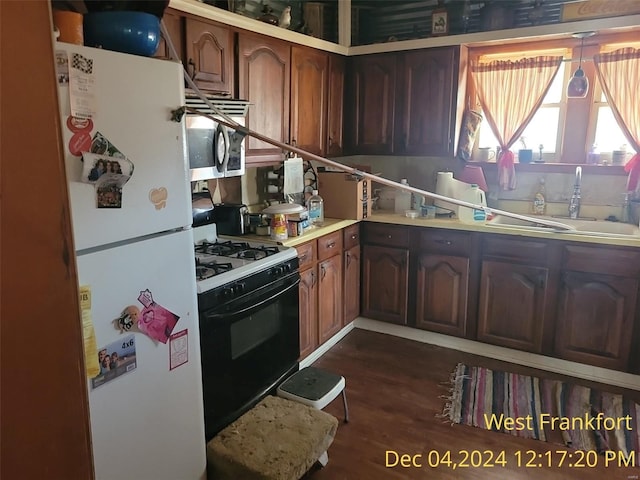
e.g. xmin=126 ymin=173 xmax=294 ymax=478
xmin=207 ymin=395 xmax=338 ymax=480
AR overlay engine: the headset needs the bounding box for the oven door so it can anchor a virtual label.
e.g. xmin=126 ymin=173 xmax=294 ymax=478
xmin=186 ymin=115 xmax=228 ymax=181
xmin=199 ymin=272 xmax=300 ymax=439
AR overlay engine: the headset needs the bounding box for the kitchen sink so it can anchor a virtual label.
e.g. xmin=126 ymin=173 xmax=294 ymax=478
xmin=487 ymin=215 xmax=640 ymax=238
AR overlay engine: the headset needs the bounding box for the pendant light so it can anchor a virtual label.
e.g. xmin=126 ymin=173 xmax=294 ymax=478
xmin=567 ymin=32 xmax=594 ymax=98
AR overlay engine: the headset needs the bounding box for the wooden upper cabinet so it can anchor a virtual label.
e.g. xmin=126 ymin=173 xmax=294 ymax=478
xmin=346 ymin=53 xmax=397 ymax=154
xmin=155 ymin=9 xmax=183 ymax=61
xmin=238 ymin=33 xmax=291 ymax=164
xmin=395 ymin=47 xmax=458 ymax=156
xmin=291 ymin=46 xmax=328 ymax=157
xmin=327 ymin=54 xmax=345 ymax=157
xmin=185 ymin=17 xmax=234 ymax=95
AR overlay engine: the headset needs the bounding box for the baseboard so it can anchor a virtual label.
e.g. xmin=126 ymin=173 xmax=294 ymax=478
xmin=300 ymin=321 xmax=356 ymax=369
xmin=353 ymin=317 xmax=640 ymax=391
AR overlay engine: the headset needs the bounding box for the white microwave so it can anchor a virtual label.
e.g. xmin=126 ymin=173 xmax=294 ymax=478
xmin=185 ymin=95 xmax=250 ymax=181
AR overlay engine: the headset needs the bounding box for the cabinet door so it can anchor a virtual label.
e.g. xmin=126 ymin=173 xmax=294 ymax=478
xmin=346 ymin=54 xmax=396 ymax=154
xmin=477 ymin=260 xmax=549 ymax=353
xmin=291 ymin=46 xmax=328 ymax=156
xmin=343 ymin=245 xmax=361 ymax=325
xmin=318 ymin=254 xmax=343 ymax=344
xmin=396 ymin=48 xmax=457 ymax=156
xmin=362 ymin=245 xmax=409 ymax=324
xmin=154 ymin=10 xmax=183 ymax=61
xmin=415 ymin=253 xmax=469 ymax=337
xmin=238 ymin=34 xmax=290 ymax=164
xmin=299 ymin=266 xmax=318 ymax=360
xmin=184 ymin=18 xmax=233 ymax=95
xmin=554 ymin=272 xmax=637 ymax=371
xmin=327 ymin=54 xmax=345 ymax=157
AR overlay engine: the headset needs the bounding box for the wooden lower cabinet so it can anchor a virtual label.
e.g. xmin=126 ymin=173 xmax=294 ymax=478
xmin=343 ymin=245 xmax=361 ymax=325
xmin=553 ymin=244 xmax=640 ymax=372
xmin=298 ymin=266 xmax=318 ymax=360
xmin=415 ymin=253 xmax=469 ymax=337
xmin=477 ymin=260 xmax=550 ymax=353
xmin=343 ymin=223 xmax=361 ymax=325
xmin=296 ymin=229 xmax=347 ymax=359
xmin=318 ymin=254 xmax=343 ymax=343
xmin=362 ymin=244 xmax=409 ymax=324
xmin=554 ymin=271 xmax=637 ymax=371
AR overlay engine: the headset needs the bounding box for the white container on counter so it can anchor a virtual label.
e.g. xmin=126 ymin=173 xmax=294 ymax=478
xmin=394 ymin=179 xmax=412 ymax=214
xmin=458 ymin=184 xmax=487 ymax=224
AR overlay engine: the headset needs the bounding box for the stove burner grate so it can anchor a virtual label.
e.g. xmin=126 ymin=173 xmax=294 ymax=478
xmin=195 ymin=261 xmax=234 ymax=280
xmin=196 ymin=240 xmax=251 ymax=257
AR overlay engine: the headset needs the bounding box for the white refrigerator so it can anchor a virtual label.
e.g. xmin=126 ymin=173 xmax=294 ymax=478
xmin=56 ymin=43 xmax=206 ymax=480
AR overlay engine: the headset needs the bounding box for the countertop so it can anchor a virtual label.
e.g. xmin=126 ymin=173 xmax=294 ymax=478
xmin=229 ymin=212 xmax=640 ymax=249
xmin=366 ymin=211 xmax=640 ymax=248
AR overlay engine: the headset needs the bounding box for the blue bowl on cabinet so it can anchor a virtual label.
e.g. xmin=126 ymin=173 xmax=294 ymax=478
xmin=83 ymin=11 xmax=160 ymax=57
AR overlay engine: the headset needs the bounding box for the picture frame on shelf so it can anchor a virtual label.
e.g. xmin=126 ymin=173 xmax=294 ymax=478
xmin=432 ymin=8 xmax=449 ymax=36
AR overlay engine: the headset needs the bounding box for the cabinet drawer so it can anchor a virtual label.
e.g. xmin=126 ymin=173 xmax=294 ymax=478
xmin=482 ymin=235 xmax=549 ymax=264
xmin=296 ymin=241 xmax=317 ymax=270
xmin=318 ymin=231 xmax=343 ymax=261
xmin=419 ymin=229 xmax=470 ymax=256
xmin=343 ymin=223 xmax=361 ymax=250
xmin=363 ymin=223 xmax=410 ymax=248
xmin=563 ymin=245 xmax=640 ymax=277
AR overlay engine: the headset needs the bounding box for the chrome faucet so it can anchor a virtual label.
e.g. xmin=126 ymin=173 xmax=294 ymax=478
xmin=568 ymin=166 xmax=582 ymax=219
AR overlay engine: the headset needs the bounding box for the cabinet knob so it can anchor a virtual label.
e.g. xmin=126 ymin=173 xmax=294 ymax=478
xmin=327 ymin=242 xmax=336 ymax=248
xmin=387 ymin=234 xmax=392 ymax=239
xmin=351 ymin=234 xmax=357 ymax=240
xmin=328 ymin=136 xmax=333 ymax=147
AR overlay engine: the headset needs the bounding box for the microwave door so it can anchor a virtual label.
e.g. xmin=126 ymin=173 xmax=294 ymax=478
xmin=187 ymin=115 xmax=223 ymax=181
xmin=225 ymin=121 xmax=246 ymax=177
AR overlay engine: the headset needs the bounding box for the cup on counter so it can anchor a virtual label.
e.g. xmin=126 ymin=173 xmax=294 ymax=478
xmin=476 ymin=147 xmax=496 ymax=162
xmin=421 ymin=205 xmax=437 ymax=219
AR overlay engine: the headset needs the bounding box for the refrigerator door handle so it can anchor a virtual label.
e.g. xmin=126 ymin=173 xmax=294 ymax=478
xmin=203 ymin=277 xmax=300 ymax=323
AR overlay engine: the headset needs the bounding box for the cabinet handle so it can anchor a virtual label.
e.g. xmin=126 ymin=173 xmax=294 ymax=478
xmin=327 ymin=241 xmax=336 ymax=249
xmin=299 ymin=253 xmax=307 ymax=262
xmin=435 ymin=239 xmax=453 ymax=246
xmin=538 ymin=274 xmax=546 ymax=289
xmin=311 ymin=270 xmax=316 ymax=287
xmin=187 ymin=58 xmax=197 ymax=80
xmin=345 ymin=251 xmax=351 ymax=267
xmin=321 ymin=264 xmax=326 ymax=280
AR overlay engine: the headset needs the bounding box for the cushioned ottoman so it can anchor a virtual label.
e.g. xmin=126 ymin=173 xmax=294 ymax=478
xmin=206 ymin=395 xmax=339 ymax=480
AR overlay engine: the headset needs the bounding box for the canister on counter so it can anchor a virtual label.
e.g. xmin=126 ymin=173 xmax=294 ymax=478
xmin=270 ymin=213 xmax=288 ymax=241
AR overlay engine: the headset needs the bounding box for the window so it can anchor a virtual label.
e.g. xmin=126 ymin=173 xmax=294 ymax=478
xmin=469 ymin=33 xmax=639 ymax=166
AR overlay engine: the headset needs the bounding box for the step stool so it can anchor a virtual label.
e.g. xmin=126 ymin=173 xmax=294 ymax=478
xmin=206 ymin=395 xmax=338 ymax=480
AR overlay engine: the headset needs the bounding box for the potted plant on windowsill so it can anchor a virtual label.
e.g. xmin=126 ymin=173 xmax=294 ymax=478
xmin=518 ymin=136 xmax=533 ymax=164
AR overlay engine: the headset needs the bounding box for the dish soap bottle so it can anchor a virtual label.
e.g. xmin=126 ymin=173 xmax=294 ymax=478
xmin=532 ymin=178 xmax=546 ymax=215
xmin=394 ymin=179 xmax=413 ymax=214
xmin=306 ymin=190 xmax=324 ymax=226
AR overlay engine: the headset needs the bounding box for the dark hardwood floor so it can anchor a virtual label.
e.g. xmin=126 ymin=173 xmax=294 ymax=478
xmin=307 ymin=328 xmax=640 ymax=480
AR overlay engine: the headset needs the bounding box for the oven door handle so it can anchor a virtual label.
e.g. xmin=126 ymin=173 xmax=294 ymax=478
xmin=203 ymin=277 xmax=300 ymax=323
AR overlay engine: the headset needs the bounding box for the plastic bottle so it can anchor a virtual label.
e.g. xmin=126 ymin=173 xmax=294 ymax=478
xmin=458 ymin=184 xmax=487 ymax=224
xmin=306 ymin=190 xmax=324 ymax=226
xmin=394 ymin=179 xmax=413 ymax=214
xmin=532 ymin=178 xmax=546 ymax=215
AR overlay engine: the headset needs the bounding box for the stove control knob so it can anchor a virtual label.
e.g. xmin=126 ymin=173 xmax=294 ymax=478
xmin=272 ymin=266 xmax=284 ymax=276
xmin=222 ymin=286 xmax=235 ymax=299
xmin=236 ymin=282 xmax=246 ymax=295
xmin=283 ymin=263 xmax=292 ymax=273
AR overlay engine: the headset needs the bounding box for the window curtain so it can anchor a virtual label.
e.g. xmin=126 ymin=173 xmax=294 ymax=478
xmin=471 ymin=56 xmax=563 ymax=190
xmin=593 ymin=48 xmax=640 ymax=192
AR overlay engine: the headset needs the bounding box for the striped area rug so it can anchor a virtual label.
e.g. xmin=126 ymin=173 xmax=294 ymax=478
xmin=442 ymin=364 xmax=640 ymax=458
